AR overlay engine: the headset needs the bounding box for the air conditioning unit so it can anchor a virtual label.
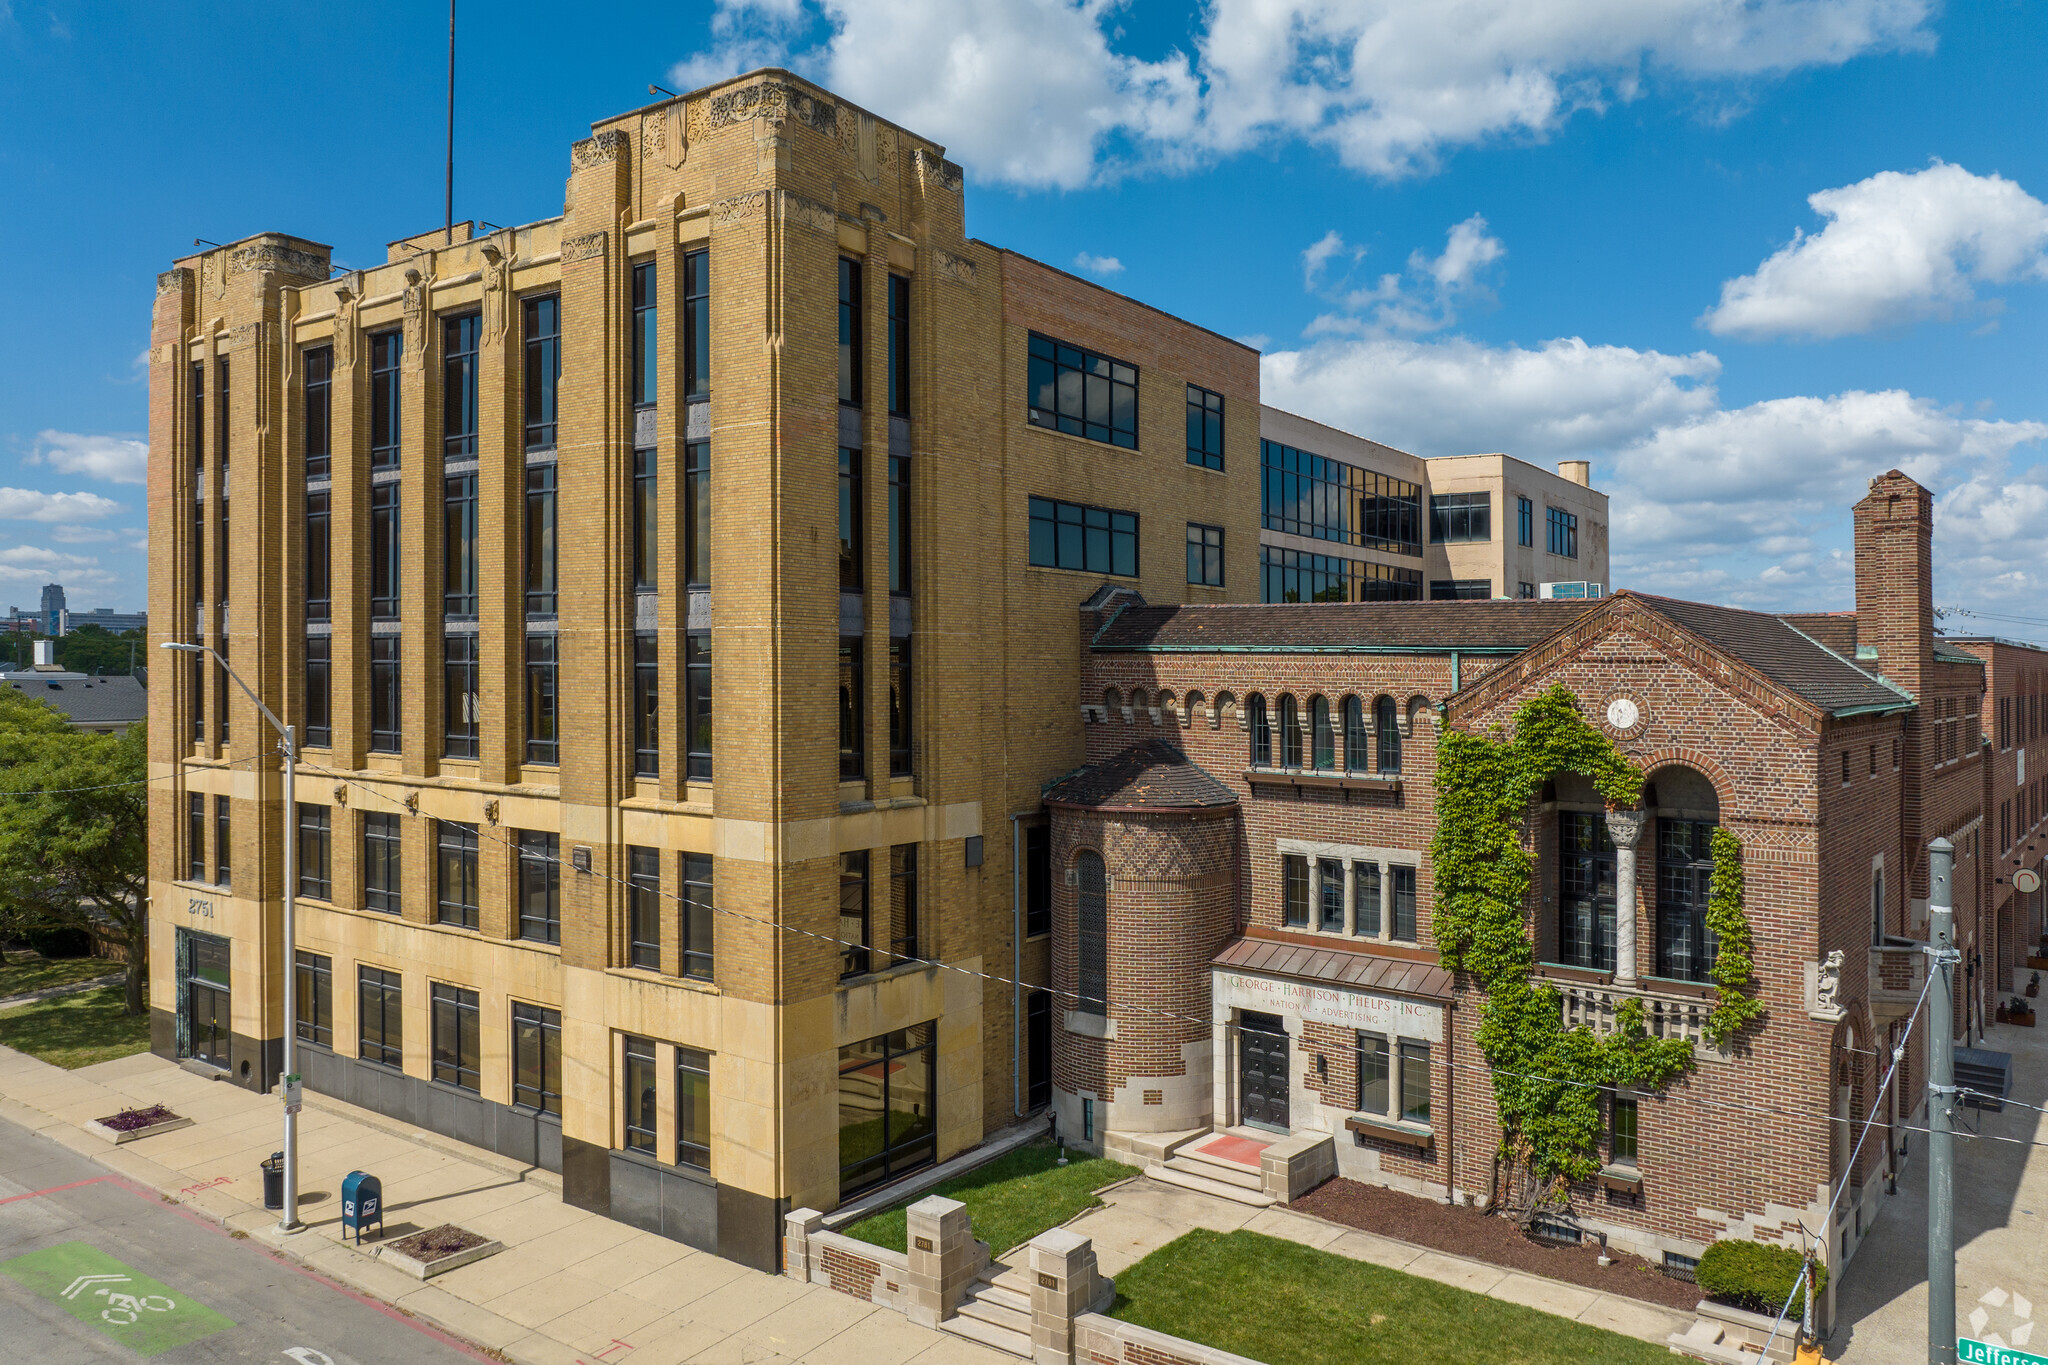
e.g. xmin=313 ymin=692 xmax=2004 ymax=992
xmin=1539 ymin=582 xmax=1604 ymax=600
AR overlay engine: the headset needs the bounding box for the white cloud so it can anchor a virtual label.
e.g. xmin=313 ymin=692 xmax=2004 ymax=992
xmin=1301 ymin=216 xmax=1506 ymax=336
xmin=48 ymin=526 xmax=119 ymax=544
xmin=0 ymin=487 xmax=123 ymax=523
xmin=1073 ymin=251 xmax=1124 ymax=276
xmin=1703 ymin=163 xmax=2048 ymax=340
xmin=675 ymin=0 xmax=1935 ymax=188
xmin=33 ymin=430 xmax=148 ymax=485
xmin=0 ymin=544 xmax=115 ymax=588
xmin=1301 ymin=229 xmax=1356 ymax=290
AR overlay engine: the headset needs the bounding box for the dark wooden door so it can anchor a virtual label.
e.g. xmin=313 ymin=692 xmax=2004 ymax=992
xmin=1239 ymin=1012 xmax=1290 ymax=1131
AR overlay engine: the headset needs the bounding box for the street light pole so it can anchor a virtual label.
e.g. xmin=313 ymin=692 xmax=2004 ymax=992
xmin=1927 ymin=835 xmax=1957 ymax=1365
xmin=161 ymin=641 xmax=300 ymax=1232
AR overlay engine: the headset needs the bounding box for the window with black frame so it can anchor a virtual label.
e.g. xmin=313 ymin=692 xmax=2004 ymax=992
xmin=443 ymin=313 xmax=480 ymax=458
xmin=1186 ymin=383 xmax=1224 ymax=470
xmin=1312 ymin=696 xmax=1335 ymax=770
xmin=686 ymin=633 xmax=712 ymax=780
xmin=296 ymin=804 xmax=330 ymax=900
xmin=436 ymin=820 xmax=479 ymax=930
xmin=1186 ymin=522 xmax=1224 ymax=587
xmin=685 ymin=442 xmax=710 ymax=586
xmin=634 ymin=634 xmax=659 ymax=777
xmin=518 ymin=831 xmax=560 ymax=944
xmin=1343 ymin=697 xmax=1368 ymax=771
xmin=443 ymin=474 xmax=478 ymax=618
xmin=632 ymin=448 xmax=656 ymax=590
xmin=187 ymin=793 xmax=206 ymax=881
xmin=369 ymin=636 xmax=400 ymax=752
xmin=839 ymin=447 xmax=862 ymax=592
xmin=1247 ymin=694 xmax=1271 ymax=766
xmin=1399 ymin=1040 xmax=1431 ymax=1123
xmin=1517 ymin=495 xmax=1533 ymax=547
xmin=1027 ymin=333 xmax=1137 ymax=448
xmin=1655 ymin=818 xmax=1717 ymax=982
xmin=629 ymin=846 xmax=661 ymax=970
xmin=839 ymin=638 xmax=864 ymax=780
xmin=369 ymin=332 xmax=401 ymax=468
xmin=683 ymin=250 xmax=710 ymax=403
xmin=888 ymin=454 xmax=909 ymax=595
xmin=1375 ymin=696 xmax=1401 ymax=773
xmin=1076 ymin=850 xmax=1107 ymax=1013
xmin=1027 ymin=496 xmax=1137 ymax=576
xmin=1430 ymin=579 xmax=1492 ymax=601
xmin=887 ymin=273 xmax=909 ymax=417
xmin=523 ymin=295 xmax=560 ymax=450
xmin=1318 ymin=857 xmax=1345 ymax=932
xmin=1283 ymin=854 xmax=1309 ymax=928
xmin=1609 ymin=1091 xmax=1638 ymax=1166
xmin=512 ymin=1003 xmax=562 ymax=1114
xmin=1357 ymin=1031 xmax=1389 ymax=1113
xmin=304 ymin=635 xmax=330 ymax=748
xmin=631 ymin=262 xmax=657 ymax=408
xmin=1278 ymin=695 xmax=1303 ymax=769
xmin=839 ymin=850 xmax=870 ymax=978
xmin=431 ymin=983 xmax=480 ymax=1092
xmin=1547 ymin=505 xmax=1578 ymax=558
xmin=215 ymin=796 xmax=231 ymax=889
xmin=622 ymin=1034 xmax=657 ymax=1153
xmin=1390 ymin=865 xmax=1417 ymax=941
xmin=305 ymin=488 xmax=330 ymax=621
xmin=1429 ymin=491 xmax=1491 ymax=543
xmin=1353 ymin=862 xmax=1382 ymax=937
xmin=189 ymin=361 xmax=204 ymax=474
xmin=681 ymin=853 xmax=714 ymax=981
xmin=358 ymin=966 xmax=402 ymax=1067
xmin=525 ymin=466 xmax=556 ymax=614
xmin=294 ymin=951 xmax=332 ymax=1047
xmin=525 ymin=634 xmax=558 ymax=764
xmin=443 ymin=632 xmax=478 ymax=757
xmin=363 ymin=812 xmax=401 ymax=914
xmin=888 ymin=639 xmax=912 ymax=777
xmin=1558 ymin=812 xmax=1616 ymax=970
xmin=889 ymin=845 xmax=918 ymax=966
xmin=369 ymin=483 xmax=399 ymax=618
xmin=677 ymin=1047 xmax=711 ymax=1171
xmin=839 ymin=258 xmax=863 ymax=407
xmin=1025 ymin=824 xmax=1051 ymax=937
xmin=837 ymin=1022 xmax=935 ymax=1196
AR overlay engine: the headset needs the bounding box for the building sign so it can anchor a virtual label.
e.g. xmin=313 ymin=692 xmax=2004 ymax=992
xmin=1213 ymin=970 xmax=1443 ymax=1042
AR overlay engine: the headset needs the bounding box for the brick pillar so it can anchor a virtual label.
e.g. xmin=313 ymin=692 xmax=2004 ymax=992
xmin=903 ymin=1194 xmax=975 ymax=1328
xmin=783 ymin=1207 xmax=824 ymax=1281
xmin=1027 ymin=1228 xmax=1102 ymax=1365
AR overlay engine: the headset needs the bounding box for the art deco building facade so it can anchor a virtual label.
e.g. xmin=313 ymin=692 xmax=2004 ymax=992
xmin=146 ymin=68 xmax=1258 ymax=1268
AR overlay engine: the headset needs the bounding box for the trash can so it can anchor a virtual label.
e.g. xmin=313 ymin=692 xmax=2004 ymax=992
xmin=261 ymin=1152 xmax=284 ymax=1210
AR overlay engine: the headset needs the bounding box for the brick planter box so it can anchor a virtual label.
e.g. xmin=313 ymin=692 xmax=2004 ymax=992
xmin=83 ymin=1107 xmax=192 ymax=1145
xmin=373 ymin=1224 xmax=504 ymax=1280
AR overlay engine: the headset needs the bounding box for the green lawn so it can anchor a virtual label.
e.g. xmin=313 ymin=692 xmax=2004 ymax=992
xmin=1110 ymin=1229 xmax=1673 ymax=1365
xmin=0 ymin=986 xmax=150 ymax=1070
xmin=0 ymin=952 xmax=120 ymax=1000
xmin=842 ymin=1139 xmax=1139 ymax=1258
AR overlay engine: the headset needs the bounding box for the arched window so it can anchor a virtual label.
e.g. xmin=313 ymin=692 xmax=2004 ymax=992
xmin=1076 ymin=851 xmax=1107 ymax=1016
xmin=1375 ymin=696 xmax=1401 ymax=773
xmin=1279 ymin=695 xmax=1303 ymax=768
xmin=1342 ymin=697 xmax=1368 ymax=772
xmin=1102 ymin=687 xmax=1122 ymax=718
xmin=1311 ymin=696 xmax=1335 ymax=770
xmin=1247 ymin=695 xmax=1271 ymax=766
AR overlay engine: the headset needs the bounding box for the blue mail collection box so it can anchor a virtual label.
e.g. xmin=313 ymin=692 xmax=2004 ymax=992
xmin=340 ymin=1170 xmax=383 ymax=1244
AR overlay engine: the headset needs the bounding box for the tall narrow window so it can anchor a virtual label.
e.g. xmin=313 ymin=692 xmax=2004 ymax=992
xmin=1186 ymin=522 xmax=1224 ymax=587
xmin=305 ymin=489 xmax=331 ymax=622
xmin=1318 ymin=857 xmax=1345 ymax=932
xmin=634 ymin=633 xmax=659 ymax=777
xmin=632 ymin=449 xmax=657 ymax=590
xmin=683 ymin=249 xmax=710 ymax=402
xmin=431 ymin=983 xmax=480 ymax=1092
xmin=295 ymin=951 xmax=333 ymax=1047
xmin=443 ymin=632 xmax=477 ymax=757
xmin=1311 ymin=697 xmax=1335 ymax=770
xmin=685 ymin=633 xmax=712 ymax=780
xmin=681 ymin=853 xmax=714 ymax=980
xmin=215 ymin=357 xmax=231 ymax=475
xmin=887 ymin=454 xmax=909 ymax=595
xmin=1399 ymin=1040 xmax=1431 ymax=1123
xmin=623 ymin=1034 xmax=657 ymax=1152
xmin=442 ymin=313 xmax=479 ymax=458
xmin=296 ymin=804 xmax=331 ymax=900
xmin=1278 ymin=695 xmax=1303 ymax=769
xmin=523 ymin=295 xmax=560 ymax=450
xmin=1375 ymin=696 xmax=1401 ymax=773
xmin=214 ymin=638 xmax=230 ymax=746
xmin=358 ymin=967 xmax=403 ymax=1067
xmin=525 ymin=634 xmax=558 ymax=764
xmin=369 ymin=332 xmax=401 ymax=468
xmin=436 ymin=820 xmax=479 ymax=930
xmin=1353 ymin=862 xmax=1382 ymax=937
xmin=369 ymin=636 xmax=400 ymax=752
xmin=1357 ymin=1032 xmax=1389 ymax=1114
xmin=518 ymin=831 xmax=560 ymax=944
xmin=1185 ymin=383 xmax=1224 ymax=470
xmin=370 ymin=483 xmax=399 ymax=619
xmin=511 ymin=1003 xmax=562 ymax=1114
xmin=304 ymin=347 xmax=332 ymax=479
xmin=631 ymin=261 xmax=657 ymax=407
xmin=677 ymin=1048 xmax=711 ymax=1170
xmin=187 ymin=793 xmax=207 ymax=881
xmin=363 ymin=812 xmax=401 ymax=914
xmin=443 ymin=474 xmax=477 ymax=617
xmin=1559 ymin=813 xmax=1617 ymax=971
xmin=684 ymin=442 xmax=711 ymax=586
xmin=1248 ymin=695 xmax=1271 ymax=766
xmin=214 ymin=795 xmax=232 ymax=889
xmin=1025 ymin=825 xmax=1051 ymax=937
xmin=1390 ymin=865 xmax=1417 ymax=942
xmin=1343 ymin=697 xmax=1367 ymax=772
xmin=839 ymin=258 xmax=863 ymax=406
xmin=1283 ymin=854 xmax=1309 ymax=927
xmin=304 ymin=635 xmax=331 ymax=748
xmin=190 ymin=361 xmax=205 ymax=474
xmin=1610 ymin=1092 xmax=1638 ymax=1165
xmin=839 ymin=448 xmax=862 ymax=591
xmin=629 ymin=846 xmax=661 ymax=969
xmin=1517 ymin=495 xmax=1533 ymax=548
xmin=839 ymin=850 xmax=871 ymax=978
xmin=839 ymin=637 xmax=865 ymax=780
xmin=525 ymin=466 xmax=556 ymax=614
xmin=1547 ymin=506 xmax=1578 ymax=558
xmin=1656 ymin=819 xmax=1717 ymax=983
xmin=886 ymin=273 xmax=909 ymax=416
xmin=1076 ymin=851 xmax=1108 ymax=1014
xmin=888 ymin=638 xmax=912 ymax=777
xmin=189 ymin=630 xmax=204 ymax=744
xmin=890 ymin=844 xmax=919 ymax=965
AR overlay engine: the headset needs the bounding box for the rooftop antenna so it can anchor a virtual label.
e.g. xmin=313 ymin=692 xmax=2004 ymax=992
xmin=444 ymin=0 xmax=456 ymax=246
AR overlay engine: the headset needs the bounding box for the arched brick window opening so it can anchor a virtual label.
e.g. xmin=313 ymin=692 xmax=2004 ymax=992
xmin=1102 ymin=686 xmax=1122 ymax=718
xmin=1375 ymin=695 xmax=1401 ymax=773
xmin=1076 ymin=850 xmax=1108 ymax=1016
xmin=1647 ymin=763 xmax=1721 ymax=984
xmin=1310 ymin=695 xmax=1335 ymax=771
xmin=1342 ymin=696 xmax=1368 ymax=772
xmin=1278 ymin=694 xmax=1303 ymax=769
xmin=1246 ymin=694 xmax=1270 ymax=766
xmin=1183 ymin=689 xmax=1206 ymax=727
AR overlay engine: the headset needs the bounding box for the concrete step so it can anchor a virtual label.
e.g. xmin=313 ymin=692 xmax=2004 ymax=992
xmin=1169 ymin=1150 xmax=1264 ymax=1189
xmin=940 ymin=1309 xmax=1033 ymax=1358
xmin=956 ymin=1286 xmax=1032 ymax=1335
xmin=988 ymin=1264 xmax=1035 ymax=1298
xmin=1145 ymin=1162 xmax=1277 ymax=1207
xmin=968 ymin=1279 xmax=1032 ymax=1315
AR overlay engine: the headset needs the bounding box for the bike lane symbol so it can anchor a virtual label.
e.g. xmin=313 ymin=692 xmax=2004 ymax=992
xmin=3 ymin=1240 xmax=234 ymax=1355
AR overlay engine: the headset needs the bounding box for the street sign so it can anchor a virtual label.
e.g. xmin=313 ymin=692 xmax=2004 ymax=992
xmin=2015 ymin=868 xmax=2042 ymax=895
xmin=1960 ymin=1338 xmax=2048 ymax=1365
xmin=282 ymin=1073 xmax=302 ymax=1115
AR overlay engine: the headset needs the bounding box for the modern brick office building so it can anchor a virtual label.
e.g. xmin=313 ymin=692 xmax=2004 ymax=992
xmin=146 ymin=68 xmax=1259 ymax=1269
xmin=1049 ymin=470 xmax=2040 ymax=1321
xmin=1255 ymin=406 xmax=1610 ymax=606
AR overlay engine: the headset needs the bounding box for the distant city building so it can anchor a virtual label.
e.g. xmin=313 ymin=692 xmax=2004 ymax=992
xmin=63 ymin=608 xmax=149 ymax=635
xmin=1 ymin=639 xmax=146 ymax=735
xmin=40 ymin=583 xmax=66 ymax=635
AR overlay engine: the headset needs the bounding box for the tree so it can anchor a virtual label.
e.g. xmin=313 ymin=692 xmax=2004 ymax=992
xmin=0 ymin=687 xmax=149 ymax=1014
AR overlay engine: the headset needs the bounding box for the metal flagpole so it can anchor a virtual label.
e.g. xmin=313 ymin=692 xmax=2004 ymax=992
xmin=445 ymin=0 xmax=456 ymax=245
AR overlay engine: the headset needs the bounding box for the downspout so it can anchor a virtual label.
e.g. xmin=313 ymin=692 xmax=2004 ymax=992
xmin=1451 ymin=651 xmax=1462 ymax=693
xmin=1013 ymin=812 xmax=1024 ymax=1119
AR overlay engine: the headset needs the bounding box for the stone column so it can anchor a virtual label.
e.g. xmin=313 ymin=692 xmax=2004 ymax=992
xmin=782 ymin=1207 xmax=824 ymax=1281
xmin=1028 ymin=1228 xmax=1102 ymax=1365
xmin=1606 ymin=808 xmax=1645 ymax=988
xmin=904 ymin=1195 xmax=975 ymax=1328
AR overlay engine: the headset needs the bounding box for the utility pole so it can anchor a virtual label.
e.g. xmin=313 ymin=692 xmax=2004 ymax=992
xmin=444 ymin=0 xmax=456 ymax=245
xmin=1927 ymin=835 xmax=1957 ymax=1365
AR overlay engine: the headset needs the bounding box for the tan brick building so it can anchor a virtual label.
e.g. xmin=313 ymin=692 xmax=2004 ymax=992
xmin=145 ymin=69 xmax=1259 ymax=1269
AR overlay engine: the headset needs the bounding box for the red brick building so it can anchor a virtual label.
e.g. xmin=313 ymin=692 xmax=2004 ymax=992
xmin=1045 ymin=470 xmax=2032 ymax=1314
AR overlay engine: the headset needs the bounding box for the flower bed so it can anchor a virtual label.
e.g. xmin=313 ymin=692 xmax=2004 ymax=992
xmin=83 ymin=1104 xmax=191 ymax=1145
xmin=375 ymin=1223 xmax=503 ymax=1279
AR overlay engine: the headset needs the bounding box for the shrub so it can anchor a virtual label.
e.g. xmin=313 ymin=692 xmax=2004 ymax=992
xmin=1695 ymin=1239 xmax=1826 ymax=1316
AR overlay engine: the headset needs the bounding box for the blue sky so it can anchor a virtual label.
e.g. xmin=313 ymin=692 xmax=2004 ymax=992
xmin=4 ymin=1 xmax=2046 ymax=641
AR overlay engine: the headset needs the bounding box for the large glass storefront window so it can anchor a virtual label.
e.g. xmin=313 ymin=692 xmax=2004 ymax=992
xmin=837 ymin=1021 xmax=935 ymax=1197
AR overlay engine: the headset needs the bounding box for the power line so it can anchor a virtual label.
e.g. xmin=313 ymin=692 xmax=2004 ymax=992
xmin=0 ymin=752 xmax=266 ymax=799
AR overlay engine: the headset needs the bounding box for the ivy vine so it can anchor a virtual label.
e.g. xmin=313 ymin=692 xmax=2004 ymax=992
xmin=1431 ymin=684 xmax=1760 ymax=1192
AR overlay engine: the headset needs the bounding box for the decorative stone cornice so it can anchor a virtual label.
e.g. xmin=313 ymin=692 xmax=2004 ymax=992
xmin=935 ymin=249 xmax=977 ymax=288
xmin=705 ymin=77 xmax=837 ymax=135
xmin=561 ymin=231 xmax=608 ymax=265
xmin=570 ymin=129 xmax=630 ymax=171
xmin=914 ymin=147 xmax=963 ymax=193
xmin=229 ymin=242 xmax=328 ymax=279
xmin=156 ymin=268 xmax=193 ymax=297
xmin=781 ymin=191 xmax=834 ymax=236
xmin=712 ymin=191 xmax=766 ymax=227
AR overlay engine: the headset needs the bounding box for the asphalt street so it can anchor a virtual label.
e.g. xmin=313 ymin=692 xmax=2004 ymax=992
xmin=0 ymin=1113 xmax=485 ymax=1364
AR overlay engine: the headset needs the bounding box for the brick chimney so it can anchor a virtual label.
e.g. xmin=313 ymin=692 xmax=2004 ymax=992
xmin=1851 ymin=470 xmax=1934 ymax=698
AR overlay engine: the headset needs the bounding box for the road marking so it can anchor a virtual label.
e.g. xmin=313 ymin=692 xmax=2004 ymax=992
xmin=0 ymin=1175 xmax=113 ymax=1206
xmin=3 ymin=1241 xmax=233 ymax=1356
xmin=283 ymin=1349 xmax=337 ymax=1364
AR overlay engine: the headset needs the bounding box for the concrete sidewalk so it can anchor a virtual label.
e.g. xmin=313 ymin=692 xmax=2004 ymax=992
xmin=1067 ymin=1172 xmax=1694 ymax=1348
xmin=0 ymin=1044 xmax=1007 ymax=1365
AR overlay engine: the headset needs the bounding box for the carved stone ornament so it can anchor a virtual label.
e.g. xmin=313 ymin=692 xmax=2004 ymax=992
xmin=401 ymin=269 xmax=430 ymax=372
xmin=484 ymin=799 xmax=500 ymax=825
xmin=1603 ymin=806 xmax=1645 ymax=850
xmin=1808 ymin=949 xmax=1848 ymax=1021
xmin=856 ymin=111 xmax=881 ymax=184
xmin=915 ymin=147 xmax=963 ymax=193
xmin=480 ymin=243 xmax=512 ymax=342
xmin=156 ymin=268 xmax=193 ymax=297
xmin=712 ymin=191 xmax=767 ymax=227
xmin=782 ymin=191 xmax=835 ymax=236
xmin=229 ymin=242 xmax=328 ymax=279
xmin=641 ymin=111 xmax=665 ymax=161
xmin=331 ymin=278 xmax=360 ymax=370
xmin=935 ymin=249 xmax=977 ymax=288
xmin=706 ymin=78 xmax=837 ymax=135
xmin=665 ymin=101 xmax=687 ymax=169
xmin=570 ymin=128 xmax=630 ymax=171
xmin=333 ymin=784 xmax=348 ymax=807
xmin=561 ymin=231 xmax=607 ymax=265
xmin=1605 ymin=697 xmax=1641 ymax=732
